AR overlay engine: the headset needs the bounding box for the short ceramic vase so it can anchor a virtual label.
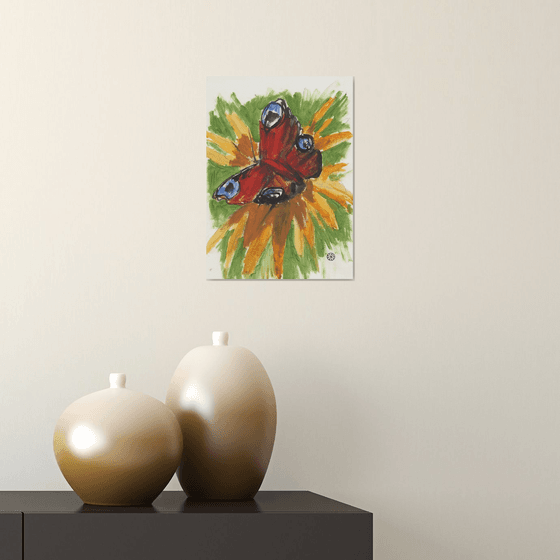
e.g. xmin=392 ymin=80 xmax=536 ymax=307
xmin=53 ymin=373 xmax=183 ymax=506
xmin=166 ymin=332 xmax=277 ymax=500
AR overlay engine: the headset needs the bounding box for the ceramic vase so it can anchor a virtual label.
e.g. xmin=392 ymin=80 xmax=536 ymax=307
xmin=166 ymin=332 xmax=277 ymax=500
xmin=53 ymin=373 xmax=183 ymax=506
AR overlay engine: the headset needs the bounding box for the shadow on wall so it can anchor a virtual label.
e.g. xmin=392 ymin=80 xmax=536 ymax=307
xmin=270 ymin=347 xmax=375 ymax=492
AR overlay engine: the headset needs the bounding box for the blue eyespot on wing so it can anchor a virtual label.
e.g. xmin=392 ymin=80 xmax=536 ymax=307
xmin=296 ymin=134 xmax=314 ymax=152
xmin=214 ymin=177 xmax=240 ymax=200
xmin=261 ymin=102 xmax=284 ymax=129
xmin=253 ymin=186 xmax=288 ymax=204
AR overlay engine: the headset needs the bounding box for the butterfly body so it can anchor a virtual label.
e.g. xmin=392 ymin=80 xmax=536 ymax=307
xmin=213 ymin=99 xmax=322 ymax=205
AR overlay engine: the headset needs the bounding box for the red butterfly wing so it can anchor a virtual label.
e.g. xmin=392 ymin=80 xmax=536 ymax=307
xmin=215 ymin=162 xmax=300 ymax=205
xmin=213 ymin=163 xmax=275 ymax=205
xmin=259 ymin=99 xmax=322 ymax=180
xmin=286 ymin=139 xmax=322 ymax=180
xmin=259 ymin=100 xmax=300 ymax=161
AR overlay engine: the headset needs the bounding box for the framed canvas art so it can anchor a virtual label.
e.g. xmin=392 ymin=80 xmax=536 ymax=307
xmin=206 ymin=76 xmax=353 ymax=280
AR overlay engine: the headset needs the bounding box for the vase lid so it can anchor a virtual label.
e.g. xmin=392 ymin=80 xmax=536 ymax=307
xmin=109 ymin=373 xmax=126 ymax=388
xmin=212 ymin=331 xmax=229 ymax=346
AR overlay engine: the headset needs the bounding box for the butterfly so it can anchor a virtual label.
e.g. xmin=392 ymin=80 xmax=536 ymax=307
xmin=213 ymin=99 xmax=322 ymax=205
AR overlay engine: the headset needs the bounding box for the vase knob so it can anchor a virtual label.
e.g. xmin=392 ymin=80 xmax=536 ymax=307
xmin=109 ymin=373 xmax=126 ymax=388
xmin=212 ymin=332 xmax=229 ymax=346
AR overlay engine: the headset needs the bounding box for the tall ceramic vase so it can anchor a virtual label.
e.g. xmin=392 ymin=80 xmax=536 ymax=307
xmin=166 ymin=332 xmax=277 ymax=500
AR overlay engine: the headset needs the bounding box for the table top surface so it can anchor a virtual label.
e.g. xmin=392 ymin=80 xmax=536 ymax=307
xmin=0 ymin=491 xmax=370 ymax=514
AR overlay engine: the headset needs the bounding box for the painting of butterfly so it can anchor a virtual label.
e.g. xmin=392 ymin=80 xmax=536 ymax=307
xmin=206 ymin=77 xmax=353 ymax=280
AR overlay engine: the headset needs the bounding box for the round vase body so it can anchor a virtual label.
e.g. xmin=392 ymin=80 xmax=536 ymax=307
xmin=166 ymin=332 xmax=277 ymax=500
xmin=53 ymin=374 xmax=183 ymax=506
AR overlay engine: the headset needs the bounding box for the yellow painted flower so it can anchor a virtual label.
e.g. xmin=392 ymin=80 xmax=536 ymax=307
xmin=207 ymin=95 xmax=353 ymax=279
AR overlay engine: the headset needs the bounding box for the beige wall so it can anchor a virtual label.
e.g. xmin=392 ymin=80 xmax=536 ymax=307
xmin=1 ymin=1 xmax=559 ymax=558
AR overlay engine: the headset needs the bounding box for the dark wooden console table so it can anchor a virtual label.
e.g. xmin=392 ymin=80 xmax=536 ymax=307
xmin=0 ymin=491 xmax=372 ymax=559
